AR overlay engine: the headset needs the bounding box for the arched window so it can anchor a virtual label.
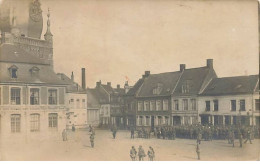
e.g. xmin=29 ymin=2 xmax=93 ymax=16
xmin=8 ymin=65 xmax=18 ymax=79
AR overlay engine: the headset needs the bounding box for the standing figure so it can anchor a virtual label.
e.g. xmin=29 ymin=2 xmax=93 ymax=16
xmin=147 ymin=146 xmax=155 ymax=161
xmin=130 ymin=146 xmax=137 ymax=161
xmin=130 ymin=126 xmax=135 ymax=139
xmin=90 ymin=134 xmax=95 ymax=148
xmin=72 ymin=124 xmax=76 ymax=132
xmin=62 ymin=129 xmax=67 ymax=141
xmin=239 ymin=132 xmax=243 ymax=148
xmin=138 ymin=145 xmax=146 ymax=161
xmin=196 ymin=143 xmax=200 ymax=160
xmin=112 ymin=126 xmax=117 ymax=139
xmin=244 ymin=129 xmax=252 ymax=144
xmin=230 ymin=130 xmax=235 ymax=147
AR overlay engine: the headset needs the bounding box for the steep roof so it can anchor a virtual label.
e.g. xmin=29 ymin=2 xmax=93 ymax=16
xmin=56 ymin=73 xmax=85 ymax=93
xmin=0 ymin=44 xmax=49 ymax=65
xmin=173 ymin=67 xmax=211 ymax=95
xmin=86 ymin=87 xmax=110 ymax=104
xmin=201 ymin=75 xmax=259 ymax=96
xmin=137 ymin=71 xmax=182 ymax=97
xmin=101 ymin=84 xmax=114 ymax=94
xmin=126 ymin=78 xmax=144 ymax=96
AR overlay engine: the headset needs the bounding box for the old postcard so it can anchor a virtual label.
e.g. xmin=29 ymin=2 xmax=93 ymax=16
xmin=0 ymin=0 xmax=259 ymax=161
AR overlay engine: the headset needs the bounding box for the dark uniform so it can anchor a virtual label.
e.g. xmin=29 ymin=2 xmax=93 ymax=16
xmin=197 ymin=132 xmax=202 ymax=144
xmin=72 ymin=124 xmax=76 ymax=132
xmin=130 ymin=127 xmax=135 ymax=139
xmin=239 ymin=133 xmax=243 ymax=148
xmin=112 ymin=126 xmax=117 ymax=139
xmin=147 ymin=146 xmax=155 ymax=161
xmin=90 ymin=134 xmax=94 ymax=148
xmin=130 ymin=146 xmax=137 ymax=161
xmin=244 ymin=130 xmax=252 ymax=144
xmin=138 ymin=145 xmax=146 ymax=161
xmin=230 ymin=131 xmax=235 ymax=147
xmin=62 ymin=129 xmax=67 ymax=141
xmin=196 ymin=143 xmax=200 ymax=160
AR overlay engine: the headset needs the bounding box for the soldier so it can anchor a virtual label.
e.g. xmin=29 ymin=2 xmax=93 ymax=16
xmin=62 ymin=129 xmax=67 ymax=141
xmin=196 ymin=143 xmax=200 ymax=160
xmin=130 ymin=146 xmax=137 ymax=161
xmin=138 ymin=145 xmax=146 ymax=161
xmin=147 ymin=146 xmax=155 ymax=161
xmin=112 ymin=126 xmax=117 ymax=139
xmin=244 ymin=129 xmax=252 ymax=144
xmin=130 ymin=126 xmax=135 ymax=139
xmin=230 ymin=130 xmax=235 ymax=147
xmin=90 ymin=134 xmax=94 ymax=148
xmin=72 ymin=124 xmax=76 ymax=132
xmin=238 ymin=131 xmax=243 ymax=148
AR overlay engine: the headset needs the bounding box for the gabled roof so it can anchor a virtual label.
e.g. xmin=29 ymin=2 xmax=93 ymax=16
xmin=113 ymin=87 xmax=125 ymax=95
xmin=173 ymin=67 xmax=211 ymax=95
xmin=101 ymin=84 xmax=114 ymax=94
xmin=126 ymin=78 xmax=144 ymax=96
xmin=86 ymin=87 xmax=110 ymax=104
xmin=57 ymin=73 xmax=85 ymax=93
xmin=137 ymin=71 xmax=182 ymax=97
xmin=201 ymin=75 xmax=259 ymax=96
xmin=0 ymin=44 xmax=49 ymax=65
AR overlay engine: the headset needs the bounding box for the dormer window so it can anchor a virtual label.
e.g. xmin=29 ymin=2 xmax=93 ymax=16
xmin=153 ymin=83 xmax=163 ymax=95
xmin=182 ymin=80 xmax=191 ymax=93
xmin=30 ymin=66 xmax=40 ymax=77
xmin=8 ymin=65 xmax=18 ymax=79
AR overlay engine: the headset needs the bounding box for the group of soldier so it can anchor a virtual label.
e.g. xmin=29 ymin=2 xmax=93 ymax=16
xmin=130 ymin=145 xmax=155 ymax=161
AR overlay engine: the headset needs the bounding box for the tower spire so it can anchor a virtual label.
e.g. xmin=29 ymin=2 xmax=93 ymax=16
xmin=44 ymin=8 xmax=53 ymax=43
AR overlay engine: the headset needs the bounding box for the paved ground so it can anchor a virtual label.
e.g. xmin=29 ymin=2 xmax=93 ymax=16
xmin=0 ymin=129 xmax=259 ymax=161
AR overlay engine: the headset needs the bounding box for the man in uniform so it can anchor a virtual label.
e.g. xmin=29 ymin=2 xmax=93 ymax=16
xmin=112 ymin=125 xmax=117 ymax=139
xmin=230 ymin=130 xmax=235 ymax=147
xmin=197 ymin=132 xmax=202 ymax=144
xmin=238 ymin=131 xmax=243 ymax=148
xmin=138 ymin=145 xmax=146 ymax=161
xmin=130 ymin=126 xmax=135 ymax=139
xmin=72 ymin=124 xmax=76 ymax=132
xmin=244 ymin=129 xmax=252 ymax=144
xmin=196 ymin=143 xmax=200 ymax=160
xmin=62 ymin=129 xmax=67 ymax=141
xmin=147 ymin=146 xmax=155 ymax=161
xmin=90 ymin=134 xmax=94 ymax=148
xmin=130 ymin=146 xmax=137 ymax=161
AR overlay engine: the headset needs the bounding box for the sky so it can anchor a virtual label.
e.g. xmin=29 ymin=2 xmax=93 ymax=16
xmin=2 ymin=0 xmax=260 ymax=88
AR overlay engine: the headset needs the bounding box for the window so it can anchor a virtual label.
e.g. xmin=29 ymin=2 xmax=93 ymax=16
xmin=30 ymin=88 xmax=39 ymax=105
xmin=182 ymin=80 xmax=191 ymax=93
xmin=183 ymin=99 xmax=188 ymax=110
xmin=150 ymin=101 xmax=156 ymax=111
xmin=184 ymin=116 xmax=189 ymax=125
xmin=205 ymin=101 xmax=210 ymax=111
xmin=213 ymin=100 xmax=218 ymax=111
xmin=158 ymin=116 xmax=162 ymax=125
xmin=9 ymin=65 xmax=18 ymax=79
xmin=30 ymin=114 xmax=40 ymax=132
xmin=138 ymin=101 xmax=143 ymax=111
xmin=144 ymin=101 xmax=149 ymax=111
xmin=174 ymin=100 xmax=179 ymax=110
xmin=239 ymin=100 xmax=245 ymax=111
xmin=153 ymin=83 xmax=163 ymax=95
xmin=76 ymin=99 xmax=80 ymax=108
xmin=191 ymin=99 xmax=196 ymax=111
xmin=11 ymin=88 xmax=21 ymax=105
xmin=48 ymin=113 xmax=58 ymax=128
xmin=165 ymin=116 xmax=169 ymax=125
xmin=139 ymin=116 xmax=143 ymax=125
xmin=163 ymin=100 xmax=169 ymax=111
xmin=11 ymin=114 xmax=21 ymax=133
xmin=146 ymin=116 xmax=150 ymax=125
xmin=30 ymin=66 xmax=40 ymax=77
xmin=255 ymin=99 xmax=260 ymax=111
xmin=82 ymin=99 xmax=86 ymax=108
xmin=48 ymin=89 xmax=57 ymax=105
xmin=231 ymin=100 xmax=236 ymax=111
xmin=156 ymin=100 xmax=162 ymax=111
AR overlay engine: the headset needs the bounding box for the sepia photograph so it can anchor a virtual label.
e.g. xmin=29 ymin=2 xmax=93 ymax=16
xmin=0 ymin=0 xmax=259 ymax=161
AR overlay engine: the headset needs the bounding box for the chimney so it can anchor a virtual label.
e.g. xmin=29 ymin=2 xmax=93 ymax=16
xmin=71 ymin=71 xmax=74 ymax=82
xmin=107 ymin=82 xmax=111 ymax=86
xmin=180 ymin=64 xmax=186 ymax=72
xmin=124 ymin=81 xmax=130 ymax=93
xmin=207 ymin=59 xmax=213 ymax=69
xmin=117 ymin=84 xmax=120 ymax=89
xmin=96 ymin=80 xmax=101 ymax=88
xmin=81 ymin=68 xmax=86 ymax=90
xmin=145 ymin=71 xmax=150 ymax=77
